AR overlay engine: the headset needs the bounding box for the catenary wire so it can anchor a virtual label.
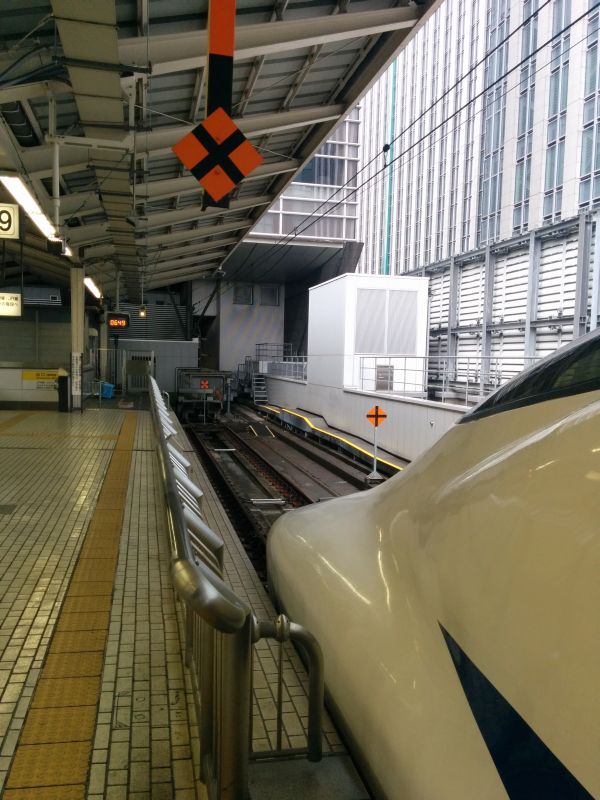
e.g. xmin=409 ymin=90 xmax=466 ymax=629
xmin=230 ymin=0 xmax=598 ymax=286
xmin=226 ymin=15 xmax=596 ymax=289
xmin=217 ymin=0 xmax=556 ymax=281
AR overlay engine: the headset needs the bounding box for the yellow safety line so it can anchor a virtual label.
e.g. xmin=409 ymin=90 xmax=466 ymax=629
xmin=4 ymin=412 xmax=138 ymax=800
xmin=259 ymin=405 xmax=402 ymax=471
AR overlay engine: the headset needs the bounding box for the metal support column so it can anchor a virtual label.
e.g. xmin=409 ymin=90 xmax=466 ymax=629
xmin=48 ymin=95 xmax=60 ymax=234
xmin=591 ymin=212 xmax=600 ymax=330
xmin=447 ymin=256 xmax=458 ymax=376
xmin=524 ymin=230 xmax=540 ymax=363
xmin=70 ymin=266 xmax=85 ymax=411
xmin=481 ymin=245 xmax=494 ymax=391
xmin=574 ymin=212 xmax=592 ymax=338
xmin=99 ymin=304 xmax=108 ymax=381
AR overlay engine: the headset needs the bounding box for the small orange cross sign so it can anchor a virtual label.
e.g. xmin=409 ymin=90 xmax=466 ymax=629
xmin=366 ymin=405 xmax=387 ymax=427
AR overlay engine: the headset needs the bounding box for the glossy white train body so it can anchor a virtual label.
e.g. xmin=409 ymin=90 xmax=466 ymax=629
xmin=267 ymin=332 xmax=600 ymax=800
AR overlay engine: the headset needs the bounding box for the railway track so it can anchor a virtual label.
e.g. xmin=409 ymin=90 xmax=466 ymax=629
xmin=186 ymin=412 xmax=374 ymax=578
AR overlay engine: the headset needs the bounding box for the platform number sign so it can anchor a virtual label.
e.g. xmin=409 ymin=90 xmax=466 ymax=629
xmin=0 ymin=203 xmax=19 ymax=239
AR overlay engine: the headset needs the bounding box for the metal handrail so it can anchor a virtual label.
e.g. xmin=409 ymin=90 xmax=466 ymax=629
xmin=148 ymin=376 xmax=325 ymax=799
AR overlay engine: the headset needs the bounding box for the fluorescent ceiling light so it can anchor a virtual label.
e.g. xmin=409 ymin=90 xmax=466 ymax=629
xmin=0 ymin=176 xmax=57 ymax=240
xmin=84 ymin=276 xmax=102 ymax=299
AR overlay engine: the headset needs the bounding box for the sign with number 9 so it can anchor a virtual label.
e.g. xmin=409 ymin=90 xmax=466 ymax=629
xmin=0 ymin=204 xmax=19 ymax=239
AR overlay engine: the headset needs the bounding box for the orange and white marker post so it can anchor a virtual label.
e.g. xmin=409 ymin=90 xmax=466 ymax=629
xmin=366 ymin=404 xmax=387 ymax=482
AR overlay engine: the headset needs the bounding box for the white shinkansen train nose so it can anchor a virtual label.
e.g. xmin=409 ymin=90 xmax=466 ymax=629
xmin=267 ymin=332 xmax=600 ymax=800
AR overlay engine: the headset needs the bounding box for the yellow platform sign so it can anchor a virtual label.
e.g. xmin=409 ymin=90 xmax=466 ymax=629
xmin=22 ymin=370 xmax=59 ymax=389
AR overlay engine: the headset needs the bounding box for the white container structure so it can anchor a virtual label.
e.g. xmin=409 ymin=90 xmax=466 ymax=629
xmin=307 ymin=273 xmax=430 ymax=394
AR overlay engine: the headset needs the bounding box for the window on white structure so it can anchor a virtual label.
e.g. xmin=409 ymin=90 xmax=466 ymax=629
xmin=233 ymin=284 xmax=253 ymax=305
xmin=260 ymin=286 xmax=279 ymax=307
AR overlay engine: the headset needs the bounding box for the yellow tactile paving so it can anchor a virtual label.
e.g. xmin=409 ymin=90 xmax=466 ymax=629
xmin=0 ymin=432 xmax=117 ymax=440
xmin=41 ymin=651 xmax=104 ymax=679
xmin=0 ymin=411 xmax=36 ymax=433
xmin=32 ymin=677 xmax=101 ymax=708
xmin=4 ymin=412 xmax=138 ymax=797
xmin=60 ymin=594 xmax=112 ymax=614
xmin=93 ymin=488 xmax=128 ymax=509
xmin=20 ymin=706 xmax=97 ymax=744
xmin=65 ymin=581 xmax=114 ymax=597
xmin=7 ymin=741 xmax=91 ymax=787
xmin=55 ymin=610 xmax=110 ymax=632
xmin=71 ymin=560 xmax=118 ymax=582
xmin=3 ymin=785 xmax=85 ymax=800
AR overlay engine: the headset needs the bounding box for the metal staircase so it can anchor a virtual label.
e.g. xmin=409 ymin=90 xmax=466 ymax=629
xmin=252 ymin=374 xmax=268 ymax=405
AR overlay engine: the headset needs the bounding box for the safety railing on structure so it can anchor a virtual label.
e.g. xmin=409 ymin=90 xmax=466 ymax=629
xmin=358 ymin=354 xmax=538 ymax=406
xmin=264 ymin=357 xmax=308 ymax=382
xmin=148 ymin=377 xmax=324 ymax=800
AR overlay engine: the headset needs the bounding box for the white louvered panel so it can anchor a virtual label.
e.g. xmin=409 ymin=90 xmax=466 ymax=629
xmin=455 ymin=333 xmax=481 ymax=382
xmin=387 ymin=291 xmax=418 ymax=354
xmin=355 ymin=289 xmax=386 ymax=353
xmin=458 ymin=262 xmax=484 ymax=326
xmin=538 ymin=237 xmax=578 ymax=319
xmin=534 ymin=326 xmax=574 ymax=360
xmin=428 ymin=335 xmax=448 ymax=363
xmin=493 ymin=249 xmax=528 ymax=324
xmin=489 ymin=332 xmax=526 ymax=383
xmin=588 ymin=221 xmax=596 ymax=314
xmin=428 ymin=271 xmax=450 ymax=327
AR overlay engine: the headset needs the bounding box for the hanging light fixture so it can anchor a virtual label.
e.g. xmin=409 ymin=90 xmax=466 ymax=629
xmin=0 ymin=175 xmax=72 ymax=256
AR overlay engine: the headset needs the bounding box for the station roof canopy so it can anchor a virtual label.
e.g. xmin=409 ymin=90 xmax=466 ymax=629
xmin=0 ymin=0 xmax=440 ymax=301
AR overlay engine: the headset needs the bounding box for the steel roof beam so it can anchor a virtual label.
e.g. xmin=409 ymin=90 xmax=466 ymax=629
xmin=21 ymin=106 xmax=340 ymax=175
xmin=118 ymin=7 xmax=421 ymax=75
xmin=145 ymin=264 xmax=222 ymax=287
xmin=136 ymin=160 xmax=298 ymax=201
xmin=144 ymin=251 xmax=228 ymax=274
xmin=139 ymin=105 xmax=345 ymax=156
xmin=136 ymin=195 xmax=272 ymax=231
xmin=144 ymin=238 xmax=239 ymax=260
xmin=141 ymin=220 xmax=253 ymax=248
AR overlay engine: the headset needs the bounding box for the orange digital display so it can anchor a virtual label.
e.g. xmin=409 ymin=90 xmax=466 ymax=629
xmin=107 ymin=312 xmax=130 ymax=329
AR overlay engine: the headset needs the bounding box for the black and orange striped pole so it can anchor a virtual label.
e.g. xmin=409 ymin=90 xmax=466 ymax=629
xmin=172 ymin=0 xmax=262 ymax=206
xmin=207 ymin=0 xmax=235 ymax=116
xmin=205 ymin=0 xmax=236 ymax=207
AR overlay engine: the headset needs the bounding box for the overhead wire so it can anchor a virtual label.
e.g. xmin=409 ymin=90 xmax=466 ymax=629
xmin=212 ymin=2 xmax=596 ymax=293
xmin=229 ymin=0 xmax=598 ymax=287
xmin=119 ymin=0 xmax=553 ymax=299
xmin=218 ymin=0 xmax=556 ymax=284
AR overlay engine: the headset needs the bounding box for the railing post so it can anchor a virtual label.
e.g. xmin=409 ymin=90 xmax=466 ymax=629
xmin=217 ymin=615 xmax=253 ymax=800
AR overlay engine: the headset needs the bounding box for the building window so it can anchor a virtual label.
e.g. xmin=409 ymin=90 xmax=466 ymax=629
xmin=580 ymin=2 xmax=600 ymax=207
xmin=259 ymin=286 xmax=279 ymax=307
xmin=544 ymin=0 xmax=570 ymax=221
xmin=477 ymin=0 xmax=510 ymax=246
xmin=233 ymin=284 xmax=253 ymax=305
xmin=513 ymin=0 xmax=538 ymax=233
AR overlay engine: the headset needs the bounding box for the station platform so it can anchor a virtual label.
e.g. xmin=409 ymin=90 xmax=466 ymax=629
xmin=0 ymin=407 xmax=358 ymax=800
